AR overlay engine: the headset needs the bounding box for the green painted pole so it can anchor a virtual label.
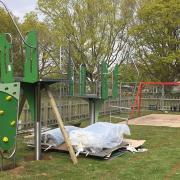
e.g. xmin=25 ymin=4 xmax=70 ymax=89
xmin=89 ymin=99 xmax=103 ymax=124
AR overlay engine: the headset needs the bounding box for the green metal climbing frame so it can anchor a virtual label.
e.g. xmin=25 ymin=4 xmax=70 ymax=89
xmin=0 ymin=31 xmax=39 ymax=155
xmin=0 ymin=82 xmax=20 ymax=151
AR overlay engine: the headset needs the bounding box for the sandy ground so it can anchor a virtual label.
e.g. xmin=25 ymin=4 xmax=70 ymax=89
xmin=126 ymin=114 xmax=180 ymax=127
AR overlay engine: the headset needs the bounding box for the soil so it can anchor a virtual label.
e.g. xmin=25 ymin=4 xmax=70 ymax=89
xmin=9 ymin=165 xmax=25 ymax=175
xmin=1 ymin=154 xmax=52 ymax=172
xmin=23 ymin=153 xmax=52 ymax=161
xmin=1 ymin=163 xmax=19 ymax=171
xmin=125 ymin=114 xmax=180 ymax=127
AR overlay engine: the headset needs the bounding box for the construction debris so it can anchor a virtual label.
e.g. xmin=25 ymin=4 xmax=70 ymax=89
xmin=27 ymin=122 xmax=147 ymax=159
xmin=69 ymin=122 xmax=130 ymax=155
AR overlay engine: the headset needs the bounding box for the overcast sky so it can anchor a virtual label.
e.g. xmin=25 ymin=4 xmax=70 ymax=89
xmin=1 ymin=0 xmax=38 ymax=20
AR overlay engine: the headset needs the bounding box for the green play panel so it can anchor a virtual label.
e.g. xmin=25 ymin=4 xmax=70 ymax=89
xmin=0 ymin=82 xmax=20 ymax=151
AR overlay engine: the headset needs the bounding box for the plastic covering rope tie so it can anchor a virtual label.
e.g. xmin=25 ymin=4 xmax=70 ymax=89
xmin=44 ymin=144 xmax=55 ymax=152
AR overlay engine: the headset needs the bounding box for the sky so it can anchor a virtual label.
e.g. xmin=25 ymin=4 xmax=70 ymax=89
xmin=1 ymin=0 xmax=38 ymax=21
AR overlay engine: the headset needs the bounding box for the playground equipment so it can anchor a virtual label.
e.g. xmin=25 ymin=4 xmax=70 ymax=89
xmin=0 ymin=1 xmax=138 ymax=169
xmin=67 ymin=62 xmax=120 ymax=124
xmin=0 ymin=1 xmax=78 ymax=169
xmin=66 ymin=33 xmax=140 ymax=124
xmin=0 ymin=30 xmax=77 ymax=166
xmin=130 ymin=81 xmax=180 ymax=118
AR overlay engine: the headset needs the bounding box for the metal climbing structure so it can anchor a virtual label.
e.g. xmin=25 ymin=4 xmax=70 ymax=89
xmin=0 ymin=83 xmax=20 ymax=152
xmin=130 ymin=81 xmax=180 ymax=118
xmin=0 ymin=30 xmax=42 ymax=168
xmin=0 ymin=1 xmax=139 ymax=169
xmin=0 ymin=1 xmax=78 ymax=169
xmin=67 ymin=61 xmax=121 ymax=124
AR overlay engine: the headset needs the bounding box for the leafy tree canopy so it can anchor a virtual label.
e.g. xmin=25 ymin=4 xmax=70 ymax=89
xmin=130 ymin=0 xmax=180 ymax=81
xmin=38 ymin=0 xmax=135 ymax=81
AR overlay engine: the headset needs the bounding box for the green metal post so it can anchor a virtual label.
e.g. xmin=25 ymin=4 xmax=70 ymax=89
xmin=112 ymin=64 xmax=119 ymax=98
xmin=101 ymin=62 xmax=108 ymax=100
xmin=22 ymin=83 xmax=36 ymax=121
xmin=0 ymin=34 xmax=14 ymax=83
xmin=89 ymin=99 xmax=103 ymax=124
xmin=22 ymin=82 xmax=41 ymax=160
xmin=24 ymin=31 xmax=38 ymax=83
xmin=79 ymin=64 xmax=86 ymax=96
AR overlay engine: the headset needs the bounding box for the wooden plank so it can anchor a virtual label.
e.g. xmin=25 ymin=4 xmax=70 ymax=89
xmin=44 ymin=102 xmax=49 ymax=127
xmin=28 ymin=138 xmax=146 ymax=159
xmin=46 ymin=86 xmax=78 ymax=165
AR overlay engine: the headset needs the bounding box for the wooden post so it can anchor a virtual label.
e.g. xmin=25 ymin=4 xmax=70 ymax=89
xmin=44 ymin=102 xmax=49 ymax=127
xmin=46 ymin=86 xmax=78 ymax=165
xmin=138 ymin=84 xmax=143 ymax=116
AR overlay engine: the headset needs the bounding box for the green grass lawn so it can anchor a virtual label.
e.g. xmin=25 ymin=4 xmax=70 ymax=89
xmin=0 ymin=124 xmax=180 ymax=180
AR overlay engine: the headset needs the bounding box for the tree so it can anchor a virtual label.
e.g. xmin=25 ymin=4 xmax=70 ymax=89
xmin=38 ymin=0 xmax=134 ymax=82
xmin=129 ymin=0 xmax=180 ymax=81
xmin=0 ymin=7 xmax=18 ymax=34
xmin=21 ymin=12 xmax=60 ymax=78
xmin=0 ymin=7 xmax=24 ymax=76
xmin=0 ymin=7 xmax=59 ymax=78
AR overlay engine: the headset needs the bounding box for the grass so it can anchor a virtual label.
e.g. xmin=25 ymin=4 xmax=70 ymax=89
xmin=0 ymin=116 xmax=180 ymax=179
xmin=75 ymin=111 xmax=180 ymax=127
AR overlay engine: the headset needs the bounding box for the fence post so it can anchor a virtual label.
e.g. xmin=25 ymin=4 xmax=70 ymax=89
xmin=44 ymin=102 xmax=49 ymax=127
xmin=68 ymin=100 xmax=72 ymax=122
xmin=161 ymin=85 xmax=165 ymax=111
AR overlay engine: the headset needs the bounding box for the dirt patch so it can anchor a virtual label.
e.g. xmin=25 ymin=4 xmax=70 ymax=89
xmin=1 ymin=164 xmax=19 ymax=171
xmin=1 ymin=154 xmax=52 ymax=173
xmin=24 ymin=153 xmax=52 ymax=162
xmin=9 ymin=165 xmax=25 ymax=175
xmin=124 ymin=114 xmax=180 ymax=127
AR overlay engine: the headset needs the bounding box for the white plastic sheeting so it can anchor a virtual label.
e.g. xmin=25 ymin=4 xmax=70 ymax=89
xmin=69 ymin=122 xmax=130 ymax=154
xmin=41 ymin=126 xmax=79 ymax=146
xmin=41 ymin=122 xmax=130 ymax=154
